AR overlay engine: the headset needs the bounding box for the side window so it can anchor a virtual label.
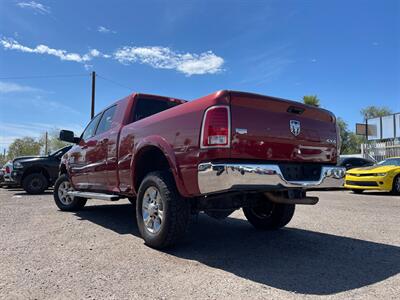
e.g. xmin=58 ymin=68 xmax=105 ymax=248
xmin=132 ymin=98 xmax=180 ymax=122
xmin=81 ymin=114 xmax=102 ymax=141
xmin=96 ymin=105 xmax=117 ymax=135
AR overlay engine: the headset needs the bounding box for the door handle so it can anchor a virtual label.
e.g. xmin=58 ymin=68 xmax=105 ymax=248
xmin=108 ymin=157 xmax=117 ymax=163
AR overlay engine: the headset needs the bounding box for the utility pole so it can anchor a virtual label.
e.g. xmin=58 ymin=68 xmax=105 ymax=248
xmin=44 ymin=131 xmax=48 ymax=155
xmin=91 ymin=71 xmax=96 ymax=119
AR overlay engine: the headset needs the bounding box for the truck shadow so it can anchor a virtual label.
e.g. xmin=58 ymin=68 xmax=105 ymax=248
xmin=74 ymin=203 xmax=400 ymax=295
xmin=13 ymin=191 xmax=54 ymax=196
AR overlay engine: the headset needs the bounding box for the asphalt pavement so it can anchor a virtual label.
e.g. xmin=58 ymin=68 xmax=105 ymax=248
xmin=0 ymin=188 xmax=399 ymax=299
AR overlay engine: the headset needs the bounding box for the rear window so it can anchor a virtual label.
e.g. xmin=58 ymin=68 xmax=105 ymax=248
xmin=132 ymin=98 xmax=180 ymax=122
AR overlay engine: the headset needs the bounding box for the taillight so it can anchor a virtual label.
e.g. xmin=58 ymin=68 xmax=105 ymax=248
xmin=5 ymin=166 xmax=10 ymax=173
xmin=200 ymin=105 xmax=231 ymax=148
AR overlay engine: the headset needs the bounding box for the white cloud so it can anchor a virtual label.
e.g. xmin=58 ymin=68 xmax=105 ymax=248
xmin=0 ymin=81 xmax=41 ymax=93
xmin=0 ymin=38 xmax=103 ymax=63
xmin=89 ymin=49 xmax=100 ymax=57
xmin=17 ymin=1 xmax=51 ymax=14
xmin=114 ymin=47 xmax=224 ymax=75
xmin=0 ymin=37 xmax=225 ymax=76
xmin=97 ymin=26 xmax=116 ymax=34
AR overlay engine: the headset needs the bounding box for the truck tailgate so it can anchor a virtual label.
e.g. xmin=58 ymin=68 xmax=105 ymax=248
xmin=229 ymin=92 xmax=338 ymax=163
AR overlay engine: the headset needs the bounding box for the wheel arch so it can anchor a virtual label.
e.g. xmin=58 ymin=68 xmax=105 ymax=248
xmin=22 ymin=166 xmax=50 ymax=182
xmin=131 ymin=137 xmax=188 ymax=197
xmin=59 ymin=163 xmax=68 ymax=175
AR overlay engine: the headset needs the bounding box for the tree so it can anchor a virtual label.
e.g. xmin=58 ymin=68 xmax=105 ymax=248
xmin=7 ymin=137 xmax=42 ymax=159
xmin=302 ymin=95 xmax=320 ymax=107
xmin=39 ymin=130 xmax=71 ymax=154
xmin=360 ymin=106 xmax=392 ymax=120
xmin=0 ymin=152 xmax=7 ymax=166
xmin=336 ymin=117 xmax=364 ymax=154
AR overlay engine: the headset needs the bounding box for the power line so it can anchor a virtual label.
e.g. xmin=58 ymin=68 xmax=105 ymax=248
xmin=0 ymin=74 xmax=89 ymax=80
xmin=0 ymin=73 xmax=133 ymax=92
xmin=96 ymin=74 xmax=132 ymax=91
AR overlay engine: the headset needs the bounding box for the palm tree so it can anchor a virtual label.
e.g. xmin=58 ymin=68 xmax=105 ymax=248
xmin=302 ymin=95 xmax=320 ymax=107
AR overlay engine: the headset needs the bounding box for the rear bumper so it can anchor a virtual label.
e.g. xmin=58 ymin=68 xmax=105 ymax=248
xmin=198 ymin=162 xmax=346 ymax=195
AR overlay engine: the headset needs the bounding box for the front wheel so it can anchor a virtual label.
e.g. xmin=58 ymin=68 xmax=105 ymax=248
xmin=23 ymin=173 xmax=48 ymax=194
xmin=136 ymin=171 xmax=190 ymax=249
xmin=243 ymin=200 xmax=295 ymax=230
xmin=392 ymin=175 xmax=400 ymax=195
xmin=53 ymin=174 xmax=87 ymax=211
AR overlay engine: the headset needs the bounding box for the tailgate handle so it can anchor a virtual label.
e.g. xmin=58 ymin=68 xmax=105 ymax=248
xmin=287 ymin=106 xmax=304 ymax=115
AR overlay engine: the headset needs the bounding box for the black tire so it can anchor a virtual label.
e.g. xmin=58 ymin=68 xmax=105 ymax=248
xmin=243 ymin=199 xmax=295 ymax=230
xmin=22 ymin=173 xmax=48 ymax=194
xmin=391 ymin=175 xmax=400 ymax=195
xmin=136 ymin=171 xmax=190 ymax=249
xmin=352 ymin=189 xmax=364 ymax=194
xmin=53 ymin=174 xmax=87 ymax=211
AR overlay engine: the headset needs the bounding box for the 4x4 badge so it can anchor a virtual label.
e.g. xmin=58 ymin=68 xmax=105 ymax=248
xmin=290 ymin=120 xmax=301 ymax=136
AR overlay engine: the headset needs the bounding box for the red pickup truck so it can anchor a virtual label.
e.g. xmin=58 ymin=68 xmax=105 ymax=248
xmin=55 ymin=90 xmax=345 ymax=248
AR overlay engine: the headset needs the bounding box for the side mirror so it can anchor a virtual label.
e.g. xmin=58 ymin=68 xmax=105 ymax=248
xmin=59 ymin=130 xmax=80 ymax=144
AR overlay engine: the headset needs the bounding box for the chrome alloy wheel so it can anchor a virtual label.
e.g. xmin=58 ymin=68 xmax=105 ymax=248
xmin=58 ymin=181 xmax=74 ymax=205
xmin=142 ymin=186 xmax=164 ymax=234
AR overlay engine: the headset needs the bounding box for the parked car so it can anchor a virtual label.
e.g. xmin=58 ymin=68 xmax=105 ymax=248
xmin=55 ymin=90 xmax=345 ymax=249
xmin=11 ymin=146 xmax=72 ymax=194
xmin=338 ymin=156 xmax=374 ymax=170
xmin=344 ymin=157 xmax=400 ymax=194
xmin=0 ymin=161 xmax=19 ymax=188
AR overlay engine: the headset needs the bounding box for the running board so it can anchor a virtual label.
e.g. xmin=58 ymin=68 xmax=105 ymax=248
xmin=67 ymin=191 xmax=120 ymax=201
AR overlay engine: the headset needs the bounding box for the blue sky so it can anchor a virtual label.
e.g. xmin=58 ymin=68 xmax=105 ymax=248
xmin=0 ymin=0 xmax=399 ymax=150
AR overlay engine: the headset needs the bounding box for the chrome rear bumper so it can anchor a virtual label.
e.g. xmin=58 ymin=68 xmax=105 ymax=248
xmin=198 ymin=163 xmax=346 ymax=195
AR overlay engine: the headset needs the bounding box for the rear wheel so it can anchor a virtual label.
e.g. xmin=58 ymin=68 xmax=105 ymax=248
xmin=352 ymin=189 xmax=364 ymax=194
xmin=53 ymin=174 xmax=86 ymax=211
xmin=23 ymin=173 xmax=48 ymax=194
xmin=391 ymin=175 xmax=400 ymax=195
xmin=136 ymin=171 xmax=190 ymax=249
xmin=243 ymin=199 xmax=295 ymax=230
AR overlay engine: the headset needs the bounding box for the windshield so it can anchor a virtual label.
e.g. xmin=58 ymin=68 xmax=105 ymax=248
xmin=49 ymin=146 xmax=71 ymax=157
xmin=377 ymin=158 xmax=400 ymax=166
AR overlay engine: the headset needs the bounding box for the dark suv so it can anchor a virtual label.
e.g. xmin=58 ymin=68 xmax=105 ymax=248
xmin=12 ymin=146 xmax=72 ymax=194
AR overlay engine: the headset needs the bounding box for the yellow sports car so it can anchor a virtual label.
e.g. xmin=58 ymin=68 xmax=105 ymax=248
xmin=344 ymin=157 xmax=400 ymax=194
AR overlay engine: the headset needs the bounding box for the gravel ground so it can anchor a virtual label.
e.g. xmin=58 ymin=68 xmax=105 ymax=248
xmin=0 ymin=188 xmax=399 ymax=299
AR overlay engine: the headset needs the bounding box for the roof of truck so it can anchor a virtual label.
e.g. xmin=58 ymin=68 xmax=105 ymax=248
xmin=133 ymin=92 xmax=187 ymax=104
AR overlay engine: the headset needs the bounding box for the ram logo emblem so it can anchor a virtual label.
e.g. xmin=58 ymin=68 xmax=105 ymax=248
xmin=290 ymin=120 xmax=301 ymax=136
